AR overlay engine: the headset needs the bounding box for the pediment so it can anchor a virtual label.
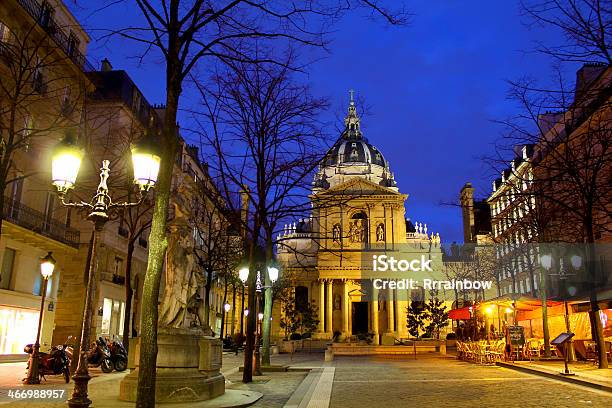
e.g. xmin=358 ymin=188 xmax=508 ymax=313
xmin=314 ymin=177 xmax=406 ymax=197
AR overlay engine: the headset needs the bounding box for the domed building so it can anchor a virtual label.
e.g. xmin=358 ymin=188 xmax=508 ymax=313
xmin=274 ymin=92 xmax=444 ymax=345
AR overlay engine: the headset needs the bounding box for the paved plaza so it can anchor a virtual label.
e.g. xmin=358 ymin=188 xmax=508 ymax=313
xmin=1 ymin=352 xmax=611 ymax=407
xmin=328 ymin=356 xmax=611 ymax=408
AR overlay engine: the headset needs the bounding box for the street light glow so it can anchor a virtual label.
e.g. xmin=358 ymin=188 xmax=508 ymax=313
xmin=540 ymin=254 xmax=552 ymax=270
xmin=51 ymin=132 xmax=83 ymax=192
xmin=40 ymin=252 xmax=56 ymax=279
xmin=267 ymin=266 xmax=279 ymax=283
xmin=239 ymin=267 xmax=249 ymax=283
xmin=570 ymin=255 xmax=583 ymax=270
xmin=224 ymin=303 xmax=231 ymax=313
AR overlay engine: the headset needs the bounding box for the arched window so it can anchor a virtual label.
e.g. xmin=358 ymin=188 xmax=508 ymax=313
xmin=349 ymin=212 xmax=368 ymax=243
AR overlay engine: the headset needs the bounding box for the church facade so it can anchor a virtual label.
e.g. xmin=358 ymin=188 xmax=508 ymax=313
xmin=273 ymin=94 xmax=447 ymax=345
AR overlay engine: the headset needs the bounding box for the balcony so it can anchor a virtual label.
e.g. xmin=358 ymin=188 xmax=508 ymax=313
xmin=2 ymin=195 xmax=80 ymax=248
xmin=15 ymin=0 xmax=95 ymax=72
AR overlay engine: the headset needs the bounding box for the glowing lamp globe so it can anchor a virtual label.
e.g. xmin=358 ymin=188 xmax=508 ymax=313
xmin=224 ymin=303 xmax=231 ymax=313
xmin=505 ymin=307 xmax=513 ymax=314
xmin=540 ymin=254 xmax=552 ymax=270
xmin=244 ymin=309 xmax=249 ymax=317
xmin=570 ymin=255 xmax=582 ymax=270
xmin=51 ymin=132 xmax=83 ymax=193
xmin=258 ymin=312 xmax=264 ymax=321
xmin=40 ymin=252 xmax=56 ymax=279
xmin=267 ymin=266 xmax=279 ymax=283
xmin=131 ymin=138 xmax=160 ymax=191
xmin=239 ymin=268 xmax=249 ymax=284
xmin=485 ymin=306 xmax=493 ymax=316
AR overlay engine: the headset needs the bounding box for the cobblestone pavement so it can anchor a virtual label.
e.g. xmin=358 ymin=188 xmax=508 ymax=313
xmin=328 ymin=356 xmax=611 ymax=408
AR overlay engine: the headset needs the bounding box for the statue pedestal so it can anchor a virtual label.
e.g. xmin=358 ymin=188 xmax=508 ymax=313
xmin=119 ymin=328 xmax=224 ymax=403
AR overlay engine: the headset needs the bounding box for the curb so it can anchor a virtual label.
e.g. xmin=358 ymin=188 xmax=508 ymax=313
xmin=497 ymin=362 xmax=612 ymax=393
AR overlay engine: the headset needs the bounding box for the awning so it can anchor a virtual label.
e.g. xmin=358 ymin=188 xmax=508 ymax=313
xmin=449 ymin=306 xmax=471 ymax=320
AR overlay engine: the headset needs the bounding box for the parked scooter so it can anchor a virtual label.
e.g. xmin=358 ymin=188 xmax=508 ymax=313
xmin=66 ymin=337 xmax=113 ymax=373
xmin=24 ymin=336 xmax=72 ymax=383
xmin=106 ymin=336 xmax=128 ymax=372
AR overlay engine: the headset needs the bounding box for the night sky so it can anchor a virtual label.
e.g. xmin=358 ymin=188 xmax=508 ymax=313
xmin=68 ymin=1 xmax=576 ymax=243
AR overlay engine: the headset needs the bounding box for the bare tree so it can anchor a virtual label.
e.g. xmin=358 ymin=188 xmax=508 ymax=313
xmin=0 ymin=18 xmax=86 ymax=234
xmin=521 ymin=0 xmax=611 ymax=64
xmin=493 ymin=66 xmax=611 ymax=367
xmin=99 ymin=1 xmax=408 ymax=401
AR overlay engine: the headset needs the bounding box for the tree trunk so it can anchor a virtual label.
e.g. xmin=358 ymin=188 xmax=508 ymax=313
xmin=135 ymin=81 xmax=179 ymax=407
xmin=585 ymin=221 xmax=608 ymax=369
xmin=122 ymin=239 xmax=136 ymax=352
xmin=203 ymin=267 xmax=213 ymax=329
xmin=540 ymin=265 xmax=551 ymax=357
xmin=220 ymin=278 xmax=228 ymax=339
xmin=262 ymin=239 xmax=273 ymax=366
xmin=231 ymin=285 xmax=236 ymax=336
xmin=242 ymin=241 xmax=258 ymax=383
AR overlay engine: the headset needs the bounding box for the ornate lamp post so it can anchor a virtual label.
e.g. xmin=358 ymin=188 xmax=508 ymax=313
xmin=23 ymin=252 xmax=56 ymax=384
xmin=50 ymin=131 xmax=160 ymax=408
xmin=238 ymin=266 xmax=279 ymax=376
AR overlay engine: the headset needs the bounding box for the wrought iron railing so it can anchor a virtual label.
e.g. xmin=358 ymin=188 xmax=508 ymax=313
xmin=2 ymin=195 xmax=80 ymax=247
xmin=16 ymin=0 xmax=96 ymax=72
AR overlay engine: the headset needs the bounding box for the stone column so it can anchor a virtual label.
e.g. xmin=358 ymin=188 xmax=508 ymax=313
xmin=317 ymin=280 xmax=325 ymax=334
xmin=326 ymin=279 xmax=333 ymax=337
xmin=371 ymin=283 xmax=379 ymax=345
xmin=342 ymin=280 xmax=350 ymax=336
xmin=386 ymin=287 xmax=395 ymax=335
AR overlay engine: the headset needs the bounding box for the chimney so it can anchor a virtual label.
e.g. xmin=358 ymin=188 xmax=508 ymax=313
xmin=575 ymin=63 xmax=606 ymax=103
xmin=101 ymin=58 xmax=113 ymax=72
xmin=460 ymin=182 xmax=475 ymax=243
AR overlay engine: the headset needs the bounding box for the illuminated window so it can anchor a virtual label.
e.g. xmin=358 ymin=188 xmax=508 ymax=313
xmin=0 ymin=248 xmax=16 ymax=290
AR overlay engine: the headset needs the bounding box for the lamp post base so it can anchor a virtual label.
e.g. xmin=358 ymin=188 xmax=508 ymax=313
xmin=67 ymin=367 xmax=92 ymax=408
xmin=23 ymin=349 xmax=41 ymax=384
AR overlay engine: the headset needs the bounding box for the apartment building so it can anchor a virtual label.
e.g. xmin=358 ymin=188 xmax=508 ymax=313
xmin=0 ymin=0 xmax=93 ymax=356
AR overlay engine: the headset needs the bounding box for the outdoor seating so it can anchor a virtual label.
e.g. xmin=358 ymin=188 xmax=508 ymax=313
xmin=456 ymin=340 xmax=506 ymax=365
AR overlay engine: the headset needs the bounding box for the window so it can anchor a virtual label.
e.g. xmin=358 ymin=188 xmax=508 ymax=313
xmin=295 ymin=286 xmax=308 ymax=312
xmin=101 ymin=298 xmax=125 ymax=336
xmin=43 ymin=192 xmax=55 ymax=232
xmin=114 ymin=257 xmax=124 ymax=277
xmin=0 ymin=20 xmax=11 ymax=43
xmin=0 ymin=248 xmax=16 ymax=290
xmin=7 ymin=177 xmax=23 ymax=219
xmin=39 ymin=2 xmax=53 ymax=28
xmin=33 ymin=274 xmax=52 ymax=296
xmin=67 ymin=32 xmax=79 ymax=57
xmin=22 ymin=115 xmax=34 ymax=151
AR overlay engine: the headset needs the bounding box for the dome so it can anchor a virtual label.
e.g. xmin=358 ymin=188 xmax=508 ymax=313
xmin=313 ymin=91 xmax=397 ymax=191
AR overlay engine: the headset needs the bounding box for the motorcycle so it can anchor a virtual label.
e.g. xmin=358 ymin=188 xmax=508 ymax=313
xmin=24 ymin=336 xmax=72 ymax=383
xmin=66 ymin=337 xmax=113 ymax=373
xmin=106 ymin=336 xmax=128 ymax=372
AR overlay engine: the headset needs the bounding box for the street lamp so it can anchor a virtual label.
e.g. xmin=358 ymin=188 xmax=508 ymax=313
xmin=51 ymin=130 xmax=159 ymax=408
xmin=24 ymin=252 xmax=56 ymax=384
xmin=238 ymin=266 xmax=280 ymax=377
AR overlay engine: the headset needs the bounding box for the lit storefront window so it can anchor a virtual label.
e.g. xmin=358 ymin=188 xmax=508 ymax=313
xmin=0 ymin=306 xmax=38 ymax=354
xmin=101 ymin=298 xmax=125 ymax=337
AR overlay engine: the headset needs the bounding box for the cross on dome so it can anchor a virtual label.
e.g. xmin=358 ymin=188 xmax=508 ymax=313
xmin=344 ymin=89 xmax=361 ymax=139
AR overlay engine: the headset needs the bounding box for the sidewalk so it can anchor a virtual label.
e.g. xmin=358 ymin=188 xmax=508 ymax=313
xmin=497 ymin=359 xmax=612 ymax=392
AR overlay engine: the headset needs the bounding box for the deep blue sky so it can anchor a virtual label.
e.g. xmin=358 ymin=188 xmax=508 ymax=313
xmin=69 ymin=1 xmax=575 ymax=243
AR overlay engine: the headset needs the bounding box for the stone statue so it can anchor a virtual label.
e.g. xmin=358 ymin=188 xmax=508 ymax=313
xmin=349 ymin=219 xmax=366 ymax=243
xmin=332 ymin=224 xmax=341 ymax=244
xmin=376 ymin=224 xmax=385 ymax=242
xmin=160 ymin=226 xmax=201 ymax=328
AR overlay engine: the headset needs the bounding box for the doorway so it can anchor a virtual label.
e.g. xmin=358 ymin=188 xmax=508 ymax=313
xmin=351 ymin=301 xmax=369 ymax=334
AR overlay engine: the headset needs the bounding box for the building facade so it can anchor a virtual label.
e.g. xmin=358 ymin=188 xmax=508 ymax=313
xmin=275 ymin=95 xmax=447 ymax=344
xmin=0 ymin=0 xmax=93 ymax=356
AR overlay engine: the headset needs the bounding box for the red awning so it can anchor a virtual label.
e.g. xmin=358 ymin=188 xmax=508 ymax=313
xmin=449 ymin=307 xmax=471 ymax=320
